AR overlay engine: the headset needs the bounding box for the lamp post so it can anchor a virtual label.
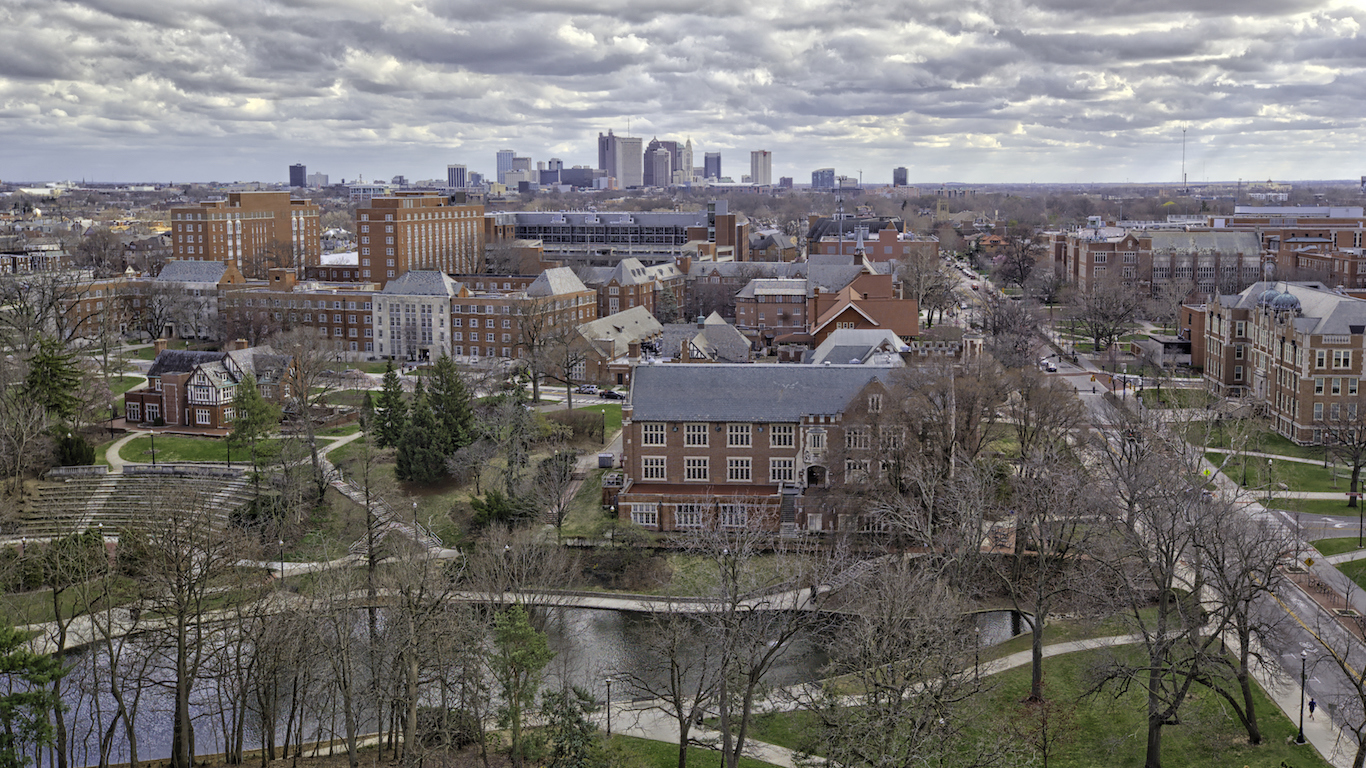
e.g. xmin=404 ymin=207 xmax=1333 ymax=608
xmin=279 ymin=539 xmax=285 ymax=584
xmin=149 ymin=429 xmax=156 ymax=466
xmin=1269 ymin=458 xmax=1275 ymax=501
xmin=605 ymin=677 xmax=613 ymax=735
xmin=1297 ymin=649 xmax=1309 ymax=744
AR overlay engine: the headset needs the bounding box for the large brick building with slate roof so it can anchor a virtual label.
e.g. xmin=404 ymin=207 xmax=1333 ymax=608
xmin=619 ymin=363 xmax=899 ymax=534
xmin=124 ymin=343 xmax=288 ymax=429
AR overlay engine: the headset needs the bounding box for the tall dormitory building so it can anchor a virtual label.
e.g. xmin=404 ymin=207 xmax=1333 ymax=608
xmin=354 ymin=191 xmax=484 ymax=286
xmin=169 ymin=191 xmax=321 ymax=279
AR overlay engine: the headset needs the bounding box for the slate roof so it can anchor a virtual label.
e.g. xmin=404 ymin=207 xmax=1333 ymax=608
xmin=147 ymin=350 xmax=224 ymax=377
xmin=805 ymin=217 xmax=904 ymax=243
xmin=1222 ymin=281 xmax=1366 ymax=336
xmin=734 ymin=279 xmax=807 ymax=299
xmin=380 ymin=270 xmax=461 ymax=297
xmin=527 ymin=267 xmax=588 ymax=297
xmin=155 ymin=260 xmax=229 ymax=284
xmin=689 ymin=315 xmax=752 ymax=363
xmin=577 ymin=306 xmax=663 ymax=358
xmin=1149 ymin=231 xmax=1262 ymax=254
xmin=629 ymin=363 xmax=897 ymax=422
xmin=806 ymin=329 xmax=907 ymax=365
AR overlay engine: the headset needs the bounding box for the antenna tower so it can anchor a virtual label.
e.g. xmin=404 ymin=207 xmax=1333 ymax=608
xmin=1181 ymin=128 xmax=1187 ymax=193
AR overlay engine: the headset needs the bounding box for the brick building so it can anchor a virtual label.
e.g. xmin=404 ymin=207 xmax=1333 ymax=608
xmin=1200 ymin=281 xmax=1366 ymax=443
xmin=618 ymin=364 xmax=900 ymax=534
xmin=124 ymin=343 xmax=289 ymax=429
xmin=355 ymin=191 xmax=484 ymax=285
xmin=580 ymin=257 xmax=686 ymax=321
xmin=169 ymin=192 xmax=321 ymax=278
xmin=1062 ymin=226 xmax=1263 ymax=296
xmin=223 ymin=269 xmax=378 ymax=357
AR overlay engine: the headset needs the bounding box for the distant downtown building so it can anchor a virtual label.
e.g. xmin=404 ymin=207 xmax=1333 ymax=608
xmin=169 ymin=191 xmax=321 ymax=278
xmin=446 ymin=164 xmax=467 ymax=189
xmin=812 ymin=168 xmax=835 ymax=189
xmin=893 ymin=167 xmax=909 ymax=187
xmin=598 ymin=129 xmax=643 ymax=188
xmin=496 ymin=149 xmax=515 ymax=184
xmin=704 ymin=152 xmax=722 ymax=181
xmin=289 ymin=164 xmax=307 ymax=188
xmin=750 ymin=150 xmax=772 ymax=187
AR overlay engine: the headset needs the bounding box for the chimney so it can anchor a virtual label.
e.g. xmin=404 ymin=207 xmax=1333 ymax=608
xmin=153 ymin=338 xmax=168 ymax=356
xmin=234 ymin=338 xmax=249 ymax=351
xmin=628 ymin=340 xmax=641 ymax=359
xmin=682 ymin=340 xmax=692 ymax=362
xmin=696 ymin=315 xmax=706 ymax=329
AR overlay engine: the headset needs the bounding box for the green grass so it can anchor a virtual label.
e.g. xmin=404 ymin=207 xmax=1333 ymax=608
xmin=119 ymin=434 xmax=278 ymax=464
xmin=1139 ymin=387 xmax=1213 ymax=409
xmin=1191 ymin=422 xmax=1327 ymax=461
xmin=749 ymin=647 xmax=1332 ymax=768
xmin=323 ymin=389 xmax=368 ymax=408
xmin=106 ymin=375 xmax=145 ymax=396
xmin=1263 ymin=496 xmax=1366 ymax=518
xmin=574 ymin=404 xmax=623 ymax=435
xmin=1339 ymin=559 xmax=1366 ymax=592
xmin=561 ymin=468 xmax=608 ymax=539
xmin=1204 ymin=452 xmax=1350 ymax=493
xmin=319 ymin=423 xmax=362 ymax=437
xmin=607 ymin=735 xmax=781 ymax=768
xmin=1313 ymin=537 xmax=1366 ymax=556
xmin=0 ymin=576 xmax=138 ymax=628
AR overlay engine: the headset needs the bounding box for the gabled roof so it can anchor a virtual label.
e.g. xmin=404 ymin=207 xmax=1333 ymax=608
xmin=690 ymin=317 xmax=752 ymax=363
xmin=577 ymin=306 xmax=663 ymax=359
xmin=1223 ymin=280 xmax=1366 ymax=336
xmin=380 ymin=270 xmax=461 ymax=297
xmin=147 ymin=350 xmax=223 ymax=377
xmin=527 ymin=267 xmax=588 ymax=297
xmin=806 ymin=329 xmax=907 ymax=365
xmin=629 ymin=363 xmax=897 ymax=422
xmin=735 ymin=278 xmax=807 ymax=299
xmin=156 ymin=260 xmax=229 ymax=284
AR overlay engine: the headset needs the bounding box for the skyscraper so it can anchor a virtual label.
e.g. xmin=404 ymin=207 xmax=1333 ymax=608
xmin=812 ymin=168 xmax=835 ymax=189
xmin=704 ymin=152 xmax=722 ymax=180
xmin=676 ymin=139 xmax=694 ymax=183
xmin=598 ymin=130 xmax=643 ymax=188
xmin=645 ymin=147 xmax=672 ymax=188
xmin=750 ymin=150 xmax=772 ymax=186
xmin=496 ymin=149 xmax=515 ymax=184
xmin=893 ymin=167 xmax=909 ymax=187
xmin=289 ymin=164 xmax=307 ymax=188
xmin=447 ymin=164 xmax=467 ymax=189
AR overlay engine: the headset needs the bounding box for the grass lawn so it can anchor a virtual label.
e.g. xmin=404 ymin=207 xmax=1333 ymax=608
xmin=323 ymin=388 xmax=368 ymax=408
xmin=1340 ymin=559 xmax=1366 ymax=591
xmin=106 ymin=375 xmax=145 ymax=396
xmin=1140 ymin=387 xmax=1214 ymax=409
xmin=747 ymin=647 xmax=1332 ymax=768
xmin=1314 ymin=537 xmax=1366 ymax=556
xmin=119 ymin=434 xmax=279 ymax=464
xmin=607 ymin=734 xmax=780 ymax=768
xmin=319 ymin=423 xmax=362 ymax=438
xmin=560 ymin=468 xmax=608 ymax=539
xmin=574 ymin=403 xmax=623 ymax=435
xmin=1264 ymin=497 xmax=1365 ymax=518
xmin=1190 ymin=422 xmax=1326 ymax=461
xmin=0 ymin=576 xmax=138 ymax=628
xmin=1204 ymin=453 xmax=1349 ymax=493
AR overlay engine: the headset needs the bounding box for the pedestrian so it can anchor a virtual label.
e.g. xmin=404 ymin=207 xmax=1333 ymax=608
xmin=1309 ymin=698 xmax=1317 ymax=720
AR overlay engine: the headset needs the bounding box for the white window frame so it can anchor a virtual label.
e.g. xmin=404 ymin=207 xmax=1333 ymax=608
xmin=684 ymin=457 xmax=709 ymax=482
xmin=727 ymin=457 xmax=752 ymax=482
xmin=629 ymin=503 xmax=658 ymax=528
xmin=769 ymin=424 xmax=794 ymax=448
xmin=770 ymin=458 xmax=795 ymax=484
xmin=641 ymin=423 xmax=666 ymax=446
xmin=727 ymin=423 xmax=751 ymax=448
xmin=641 ymin=456 xmax=666 ymax=480
xmin=685 ymin=423 xmax=709 ymax=447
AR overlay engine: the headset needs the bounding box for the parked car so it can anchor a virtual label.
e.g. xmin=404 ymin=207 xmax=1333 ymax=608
xmin=600 ymin=390 xmax=627 ymax=400
xmin=574 ymin=384 xmax=599 ymax=395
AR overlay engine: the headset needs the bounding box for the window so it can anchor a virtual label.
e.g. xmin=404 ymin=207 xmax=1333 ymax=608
xmin=1315 ymin=402 xmax=1324 ymax=420
xmin=196 ymin=409 xmax=211 ymax=425
xmin=808 ymin=430 xmax=826 ymax=450
xmin=727 ymin=458 xmax=752 ymax=482
xmin=1235 ymin=345 xmax=1244 ymax=360
xmin=845 ymin=459 xmax=871 ymax=482
xmin=727 ymin=423 xmax=751 ymax=447
xmin=868 ymin=394 xmax=882 ymax=412
xmin=641 ymin=457 xmax=666 ymax=480
xmin=1333 ymin=403 xmax=1342 ymax=420
xmin=126 ymin=403 xmax=140 ymax=422
xmin=846 ymin=427 xmax=870 ymax=450
xmin=880 ymin=426 xmax=904 ymax=450
xmin=629 ymin=503 xmax=658 ymax=527
xmin=770 ymin=458 xmax=795 ymax=483
xmin=1316 ymin=378 xmax=1326 ymax=395
xmin=718 ymin=504 xmax=746 ymax=528
xmin=641 ymin=423 xmax=666 ymax=446
xmin=145 ymin=403 xmax=159 ymax=421
xmin=1317 ymin=350 xmax=1328 ymax=368
xmin=685 ymin=423 xmax=708 ymax=447
xmin=1234 ymin=365 xmax=1243 ymax=381
xmin=1352 ymin=379 xmax=1360 ymax=397
xmin=769 ymin=424 xmax=794 ymax=447
xmin=684 ymin=457 xmax=709 ymax=481
xmin=1334 ymin=378 xmax=1343 ymax=396
xmin=675 ymin=504 xmax=704 ymax=529
xmin=1335 ymin=350 xmax=1353 ymax=369
xmin=1092 ymin=253 xmax=1107 ymax=264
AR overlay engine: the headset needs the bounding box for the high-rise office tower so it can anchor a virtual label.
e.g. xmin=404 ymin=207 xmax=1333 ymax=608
xmin=704 ymin=152 xmax=722 ymax=180
xmin=750 ymin=150 xmax=772 ymax=186
xmin=496 ymin=149 xmax=515 ymax=184
xmin=812 ymin=168 xmax=835 ymax=189
xmin=289 ymin=164 xmax=307 ymax=187
xmin=598 ymin=130 xmax=642 ymax=187
xmin=447 ymin=164 xmax=467 ymax=189
xmin=893 ymin=167 xmax=909 ymax=187
xmin=645 ymin=147 xmax=672 ymax=188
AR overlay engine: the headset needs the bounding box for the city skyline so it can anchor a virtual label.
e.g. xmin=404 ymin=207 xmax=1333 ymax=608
xmin=2 ymin=0 xmax=1365 ymax=185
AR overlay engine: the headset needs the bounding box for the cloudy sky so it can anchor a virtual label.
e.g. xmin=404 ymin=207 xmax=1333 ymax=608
xmin=3 ymin=0 xmax=1365 ymax=185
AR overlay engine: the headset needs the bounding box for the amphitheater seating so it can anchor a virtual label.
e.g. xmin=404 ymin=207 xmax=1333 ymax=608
xmin=19 ymin=467 xmax=255 ymax=539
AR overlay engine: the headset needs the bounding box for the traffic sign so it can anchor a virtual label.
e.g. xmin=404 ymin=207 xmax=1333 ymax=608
xmin=1306 ymin=558 xmax=1316 ymax=566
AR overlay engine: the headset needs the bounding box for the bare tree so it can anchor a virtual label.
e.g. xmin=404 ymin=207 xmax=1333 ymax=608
xmin=617 ymin=608 xmax=722 ymax=768
xmin=1318 ymin=393 xmax=1366 ymax=509
xmin=1006 ymin=367 xmax=1086 ymax=460
xmin=1071 ymin=272 xmax=1144 ymax=352
xmin=995 ymin=231 xmax=1044 ymax=289
xmin=74 ymin=228 xmax=127 ymax=277
xmin=275 ymin=326 xmax=339 ymax=499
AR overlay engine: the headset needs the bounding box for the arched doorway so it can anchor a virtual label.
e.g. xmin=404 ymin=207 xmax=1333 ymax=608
xmin=806 ymin=465 xmax=827 ymax=488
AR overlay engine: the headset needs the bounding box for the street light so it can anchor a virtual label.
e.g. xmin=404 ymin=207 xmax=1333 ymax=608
xmin=1297 ymin=649 xmax=1309 ymax=744
xmin=279 ymin=539 xmax=285 ymax=584
xmin=605 ymin=677 xmax=613 ymax=735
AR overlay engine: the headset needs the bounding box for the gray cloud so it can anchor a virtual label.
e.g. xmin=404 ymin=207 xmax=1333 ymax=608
xmin=1 ymin=0 xmax=1364 ymax=184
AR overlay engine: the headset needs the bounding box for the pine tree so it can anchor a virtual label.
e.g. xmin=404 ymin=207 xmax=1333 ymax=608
xmin=395 ymin=381 xmax=444 ymax=484
xmin=0 ymin=621 xmax=64 ymax=765
xmin=24 ymin=337 xmax=83 ymax=425
xmin=227 ymin=375 xmax=280 ymax=485
xmin=374 ymin=360 xmax=407 ymax=448
xmin=360 ymin=390 xmax=375 ymax=430
xmin=426 ymin=354 xmax=474 ymax=455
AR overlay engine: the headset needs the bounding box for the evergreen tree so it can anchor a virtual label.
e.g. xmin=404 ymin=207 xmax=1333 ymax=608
xmin=24 ymin=337 xmax=82 ymax=425
xmin=374 ymin=360 xmax=407 ymax=448
xmin=542 ymin=686 xmax=601 ymax=768
xmin=0 ymin=621 xmax=64 ymax=766
xmin=492 ymin=605 xmax=554 ymax=768
xmin=427 ymin=354 xmax=474 ymax=455
xmin=227 ymin=375 xmax=280 ymax=486
xmin=360 ymin=390 xmax=375 ymax=430
xmin=396 ymin=381 xmax=444 ymax=484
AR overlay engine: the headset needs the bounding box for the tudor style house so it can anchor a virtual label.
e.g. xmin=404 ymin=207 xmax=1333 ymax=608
xmin=124 ymin=342 xmax=289 ymax=429
xmin=618 ymin=363 xmax=901 ymax=534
